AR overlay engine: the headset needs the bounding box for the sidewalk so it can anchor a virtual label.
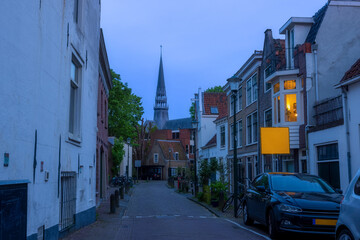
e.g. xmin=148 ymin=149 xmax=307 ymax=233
xmin=61 ymin=185 xmax=134 ymax=240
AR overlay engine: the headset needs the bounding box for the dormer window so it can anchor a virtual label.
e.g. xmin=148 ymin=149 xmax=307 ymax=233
xmin=210 ymin=106 xmax=218 ymax=114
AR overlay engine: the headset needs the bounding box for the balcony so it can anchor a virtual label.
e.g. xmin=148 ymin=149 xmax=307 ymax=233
xmin=312 ymin=95 xmax=344 ymax=131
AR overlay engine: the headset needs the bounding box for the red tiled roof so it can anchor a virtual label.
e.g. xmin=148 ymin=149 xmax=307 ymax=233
xmin=203 ymin=92 xmax=227 ymax=117
xmin=157 ymin=140 xmax=187 ymax=160
xmin=340 ymin=58 xmax=360 ymax=84
xmin=203 ymin=134 xmax=217 ymax=148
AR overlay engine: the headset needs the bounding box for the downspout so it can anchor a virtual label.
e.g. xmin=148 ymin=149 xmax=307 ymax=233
xmin=312 ymin=44 xmax=319 ymax=102
xmin=342 ymin=87 xmax=352 ymax=183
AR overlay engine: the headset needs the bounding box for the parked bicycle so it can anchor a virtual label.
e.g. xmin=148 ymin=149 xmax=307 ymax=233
xmin=222 ymin=179 xmax=249 ymax=217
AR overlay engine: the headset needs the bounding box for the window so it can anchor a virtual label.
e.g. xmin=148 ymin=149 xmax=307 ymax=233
xmin=246 ymin=112 xmax=257 ymax=144
xmin=172 ymin=131 xmax=179 ymax=139
xmin=190 ymin=130 xmax=195 ymax=140
xmin=247 ymin=157 xmax=253 ymax=180
xmin=354 ymin=177 xmax=360 ymax=196
xmin=284 ymin=80 xmax=296 ymax=90
xmin=253 ymin=174 xmax=269 ymax=189
xmin=186 ymin=145 xmax=189 ymax=154
xmin=317 ymin=143 xmax=340 ymax=189
xmin=170 ymin=168 xmax=177 ymax=177
xmin=220 ymin=126 xmax=225 ymax=147
xmin=285 ymin=94 xmax=297 ymax=122
xmin=273 ymin=82 xmax=280 ymax=94
xmin=154 ymin=154 xmax=159 ymax=163
xmin=190 ymin=145 xmax=194 ymax=154
xmin=69 ymin=58 xmax=82 ymax=140
xmin=175 ymin=152 xmax=179 ymax=160
xmin=238 ymin=120 xmax=242 ymax=147
xmin=210 ymin=107 xmax=218 ymax=114
xmin=74 ymin=0 xmax=79 ymax=23
xmin=238 ymin=87 xmax=242 ymax=111
xmin=264 ymin=65 xmax=274 ymax=79
xmin=246 ymin=73 xmax=258 ymax=106
xmin=274 ymin=96 xmax=281 ymax=124
xmin=230 ymin=94 xmax=238 ymax=116
xmin=264 ymin=109 xmax=272 ymax=127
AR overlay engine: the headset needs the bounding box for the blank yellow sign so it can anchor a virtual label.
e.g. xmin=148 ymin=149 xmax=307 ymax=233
xmin=260 ymin=127 xmax=290 ymax=154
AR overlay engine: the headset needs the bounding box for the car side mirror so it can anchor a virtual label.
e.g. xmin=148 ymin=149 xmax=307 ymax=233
xmin=256 ymin=186 xmax=266 ymax=192
xmin=336 ymin=188 xmax=343 ymax=194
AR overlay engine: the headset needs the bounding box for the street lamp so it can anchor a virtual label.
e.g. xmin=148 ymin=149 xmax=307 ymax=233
xmin=191 ymin=120 xmax=199 ymax=196
xmin=227 ymin=75 xmax=239 ymax=218
xmin=126 ymin=137 xmax=131 ymax=179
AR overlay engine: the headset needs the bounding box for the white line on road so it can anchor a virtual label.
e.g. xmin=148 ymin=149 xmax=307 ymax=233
xmin=224 ymin=219 xmax=271 ymax=240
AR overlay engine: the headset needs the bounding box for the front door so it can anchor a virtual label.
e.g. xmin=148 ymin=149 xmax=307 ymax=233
xmin=0 ymin=183 xmax=27 ymax=240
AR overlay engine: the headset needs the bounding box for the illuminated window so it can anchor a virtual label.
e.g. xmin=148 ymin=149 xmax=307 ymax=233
xmin=285 ymin=94 xmax=297 ymax=122
xmin=284 ymin=80 xmax=296 ymax=90
xmin=273 ymin=82 xmax=280 ymax=94
xmin=274 ymin=96 xmax=281 ymax=124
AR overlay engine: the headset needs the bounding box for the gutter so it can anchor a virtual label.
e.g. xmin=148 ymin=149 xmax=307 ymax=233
xmin=342 ymin=88 xmax=352 ymax=183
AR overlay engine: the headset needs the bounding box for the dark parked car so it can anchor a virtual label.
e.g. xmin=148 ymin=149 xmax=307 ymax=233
xmin=242 ymin=172 xmax=343 ymax=239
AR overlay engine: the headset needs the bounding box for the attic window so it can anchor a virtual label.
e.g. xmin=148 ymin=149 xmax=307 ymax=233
xmin=210 ymin=107 xmax=218 ymax=114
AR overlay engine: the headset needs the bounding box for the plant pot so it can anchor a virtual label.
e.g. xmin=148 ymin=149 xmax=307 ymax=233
xmin=211 ymin=199 xmax=219 ymax=207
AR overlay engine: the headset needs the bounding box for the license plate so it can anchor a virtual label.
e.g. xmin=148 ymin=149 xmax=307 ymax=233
xmin=312 ymin=219 xmax=337 ymax=226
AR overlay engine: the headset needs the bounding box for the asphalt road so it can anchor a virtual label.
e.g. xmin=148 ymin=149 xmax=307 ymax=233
xmin=118 ymin=181 xmax=268 ymax=240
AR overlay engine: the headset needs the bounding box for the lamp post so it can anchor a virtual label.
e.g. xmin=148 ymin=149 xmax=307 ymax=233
xmin=126 ymin=137 xmax=131 ymax=180
xmin=168 ymin=148 xmax=172 ymax=178
xmin=192 ymin=120 xmax=199 ymax=196
xmin=228 ymin=75 xmax=239 ymax=218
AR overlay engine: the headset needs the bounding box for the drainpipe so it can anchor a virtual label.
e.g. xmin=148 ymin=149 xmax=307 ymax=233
xmin=312 ymin=44 xmax=319 ymax=102
xmin=342 ymin=87 xmax=352 ymax=183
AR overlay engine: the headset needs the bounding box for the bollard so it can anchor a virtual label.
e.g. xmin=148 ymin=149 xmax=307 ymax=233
xmin=115 ymin=190 xmax=119 ymax=207
xmin=110 ymin=194 xmax=116 ymax=214
xmin=119 ymin=186 xmax=124 ymax=199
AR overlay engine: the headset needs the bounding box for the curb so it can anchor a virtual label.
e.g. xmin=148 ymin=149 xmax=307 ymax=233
xmin=186 ymin=197 xmax=220 ymax=217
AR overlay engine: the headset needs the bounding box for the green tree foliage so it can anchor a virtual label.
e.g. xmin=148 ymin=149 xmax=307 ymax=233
xmin=189 ymin=102 xmax=195 ymax=120
xmin=199 ymin=159 xmax=211 ymax=186
xmin=205 ymin=86 xmax=224 ymax=93
xmin=111 ymin=138 xmax=125 ymax=175
xmin=108 ymin=69 xmax=144 ymax=141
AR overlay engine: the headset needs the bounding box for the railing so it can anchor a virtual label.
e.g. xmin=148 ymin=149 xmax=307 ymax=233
xmin=59 ymin=172 xmax=77 ymax=231
xmin=313 ymin=95 xmax=343 ymax=126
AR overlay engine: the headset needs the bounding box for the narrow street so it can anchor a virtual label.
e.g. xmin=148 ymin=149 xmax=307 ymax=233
xmin=118 ymin=181 xmax=268 ymax=240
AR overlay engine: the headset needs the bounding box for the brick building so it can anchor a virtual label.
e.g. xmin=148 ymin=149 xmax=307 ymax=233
xmin=96 ymin=29 xmax=112 ymax=205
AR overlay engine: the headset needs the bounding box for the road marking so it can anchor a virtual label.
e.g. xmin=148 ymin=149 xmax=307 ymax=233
xmin=224 ymin=219 xmax=271 ymax=240
xmin=199 ymin=216 xmax=207 ymax=218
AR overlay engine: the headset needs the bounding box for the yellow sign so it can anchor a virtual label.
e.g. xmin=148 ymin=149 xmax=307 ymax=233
xmin=260 ymin=127 xmax=290 ymax=154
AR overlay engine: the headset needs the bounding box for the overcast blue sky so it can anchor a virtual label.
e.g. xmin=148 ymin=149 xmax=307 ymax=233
xmin=101 ymin=0 xmax=326 ymax=121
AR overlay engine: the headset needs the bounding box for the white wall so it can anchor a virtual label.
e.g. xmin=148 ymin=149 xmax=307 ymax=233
xmin=346 ymin=81 xmax=360 ymax=179
xmin=0 ymin=1 xmax=100 ymax=237
xmin=308 ymin=125 xmax=348 ymax=190
xmin=120 ymin=143 xmax=133 ymax=177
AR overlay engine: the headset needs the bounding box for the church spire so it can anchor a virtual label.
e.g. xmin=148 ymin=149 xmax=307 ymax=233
xmin=154 ymin=46 xmax=169 ymax=129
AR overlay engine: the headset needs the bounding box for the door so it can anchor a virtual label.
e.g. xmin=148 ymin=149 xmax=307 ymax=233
xmin=252 ymin=174 xmax=270 ymax=224
xmin=0 ymin=184 xmax=27 ymax=240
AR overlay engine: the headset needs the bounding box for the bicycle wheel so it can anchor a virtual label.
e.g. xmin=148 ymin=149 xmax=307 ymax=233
xmin=222 ymin=196 xmax=234 ymax=212
xmin=236 ymin=198 xmax=243 ymax=217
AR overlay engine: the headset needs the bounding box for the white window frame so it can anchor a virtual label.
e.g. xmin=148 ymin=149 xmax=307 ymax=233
xmin=246 ymin=111 xmax=258 ymax=145
xmin=264 ymin=108 xmax=272 ymax=127
xmin=68 ymin=55 xmax=82 ymax=142
xmin=154 ymin=153 xmax=159 ymax=163
xmin=238 ymin=120 xmax=242 ymax=147
xmin=246 ymin=73 xmax=258 ymax=106
xmin=230 ymin=122 xmax=238 ymax=150
xmin=175 ymin=152 xmax=179 ymax=160
xmin=238 ymin=87 xmax=242 ymax=112
xmin=220 ymin=125 xmax=226 ymax=148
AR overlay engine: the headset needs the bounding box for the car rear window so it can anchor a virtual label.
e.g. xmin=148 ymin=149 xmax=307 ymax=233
xmin=271 ymin=175 xmax=335 ymax=193
xmin=354 ymin=176 xmax=360 ymax=196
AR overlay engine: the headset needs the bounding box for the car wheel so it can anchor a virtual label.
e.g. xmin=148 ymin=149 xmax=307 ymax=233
xmin=242 ymin=202 xmax=254 ymax=225
xmin=337 ymin=229 xmax=354 ymax=240
xmin=268 ymin=209 xmax=280 ymax=239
